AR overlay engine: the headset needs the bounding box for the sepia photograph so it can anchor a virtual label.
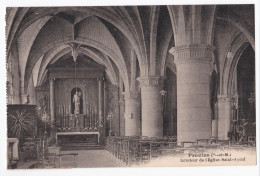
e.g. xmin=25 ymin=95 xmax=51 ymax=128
xmin=2 ymin=1 xmax=259 ymax=176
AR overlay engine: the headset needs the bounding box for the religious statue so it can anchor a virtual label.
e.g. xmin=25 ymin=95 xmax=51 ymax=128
xmin=39 ymin=95 xmax=48 ymax=117
xmin=73 ymin=91 xmax=81 ymax=114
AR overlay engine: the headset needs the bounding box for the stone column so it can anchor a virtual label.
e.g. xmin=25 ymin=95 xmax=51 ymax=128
xmin=98 ymin=78 xmax=104 ymax=127
xmin=137 ymin=76 xmax=163 ymax=137
xmin=217 ymin=94 xmax=232 ymax=140
xmin=21 ymin=94 xmax=28 ymax=104
xmin=118 ymin=76 xmax=124 ymax=136
xmin=103 ymin=79 xmax=107 ymax=125
xmin=118 ymin=99 xmax=125 ymax=136
xmin=212 ymin=119 xmax=218 ymax=138
xmin=9 ymin=50 xmax=21 ymax=104
xmin=49 ymin=78 xmax=55 ymax=127
xmin=211 ymin=102 xmax=218 ymax=138
xmin=123 ymin=91 xmax=141 ymax=136
xmin=170 ymin=45 xmax=214 ymax=142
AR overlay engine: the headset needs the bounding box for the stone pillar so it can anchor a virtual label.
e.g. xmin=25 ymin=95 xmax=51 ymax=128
xmin=170 ymin=45 xmax=214 ymax=142
xmin=49 ymin=78 xmax=55 ymax=127
xmin=123 ymin=91 xmax=141 ymax=136
xmin=98 ymin=78 xmax=104 ymax=127
xmin=212 ymin=119 xmax=218 ymax=138
xmin=130 ymin=48 xmax=137 ymax=91
xmin=103 ymin=79 xmax=107 ymax=127
xmin=13 ymin=92 xmax=20 ymax=104
xmin=21 ymin=94 xmax=28 ymax=104
xmin=9 ymin=48 xmax=21 ymax=104
xmin=217 ymin=94 xmax=232 ymax=140
xmin=211 ymin=102 xmax=218 ymax=138
xmin=137 ymin=76 xmax=163 ymax=137
xmin=118 ymin=76 xmax=124 ymax=136
xmin=118 ymin=99 xmax=125 ymax=136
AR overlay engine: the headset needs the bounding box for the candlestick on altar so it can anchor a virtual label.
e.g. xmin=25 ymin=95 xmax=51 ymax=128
xmin=94 ymin=105 xmax=97 ymax=129
xmin=89 ymin=105 xmax=92 ymax=129
xmin=67 ymin=106 xmax=69 ymax=129
xmin=68 ymin=105 xmax=71 ymax=129
xmin=85 ymin=105 xmax=89 ymax=130
xmin=58 ymin=105 xmax=61 ymax=130
xmin=61 ymin=105 xmax=63 ymax=129
xmin=60 ymin=104 xmax=62 ymax=126
xmin=92 ymin=105 xmax=95 ymax=129
xmin=67 ymin=105 xmax=69 ymax=129
xmin=63 ymin=105 xmax=66 ymax=130
xmin=91 ymin=105 xmax=94 ymax=129
xmin=107 ymin=112 xmax=114 ymax=136
xmin=87 ymin=105 xmax=90 ymax=128
xmin=60 ymin=105 xmax=62 ymax=130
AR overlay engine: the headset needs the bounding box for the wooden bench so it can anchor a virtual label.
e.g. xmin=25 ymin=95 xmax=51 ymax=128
xmin=56 ymin=153 xmax=78 ymax=168
xmin=196 ymin=139 xmax=211 ymax=144
xmin=247 ymin=136 xmax=256 ymax=146
xmin=181 ymin=141 xmax=196 ymax=147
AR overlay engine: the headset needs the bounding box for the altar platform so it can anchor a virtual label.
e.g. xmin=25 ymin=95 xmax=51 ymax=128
xmin=56 ymin=131 xmax=100 ymax=144
xmin=55 ymin=106 xmax=105 ymax=149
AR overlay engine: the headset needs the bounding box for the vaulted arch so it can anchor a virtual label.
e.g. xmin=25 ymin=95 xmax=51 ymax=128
xmin=7 ymin=7 xmax=149 ymax=76
xmin=23 ymin=15 xmax=130 ymax=93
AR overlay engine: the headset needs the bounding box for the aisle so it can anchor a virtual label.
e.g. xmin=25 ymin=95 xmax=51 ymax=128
xmin=58 ymin=150 xmax=125 ymax=168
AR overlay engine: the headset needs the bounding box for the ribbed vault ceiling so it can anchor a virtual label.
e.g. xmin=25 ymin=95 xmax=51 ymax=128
xmin=6 ymin=5 xmax=255 ymax=94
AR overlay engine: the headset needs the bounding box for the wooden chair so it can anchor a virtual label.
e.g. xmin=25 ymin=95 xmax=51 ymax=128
xmin=43 ymin=153 xmax=57 ymax=168
xmin=248 ymin=136 xmax=256 ymax=146
xmin=139 ymin=140 xmax=151 ymax=163
xmin=128 ymin=139 xmax=141 ymax=165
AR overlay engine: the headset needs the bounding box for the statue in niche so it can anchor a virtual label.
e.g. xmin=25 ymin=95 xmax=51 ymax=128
xmin=73 ymin=91 xmax=80 ymax=115
xmin=107 ymin=92 xmax=115 ymax=113
xmin=39 ymin=94 xmax=48 ymax=117
xmin=210 ymin=70 xmax=218 ymax=120
xmin=71 ymin=88 xmax=83 ymax=115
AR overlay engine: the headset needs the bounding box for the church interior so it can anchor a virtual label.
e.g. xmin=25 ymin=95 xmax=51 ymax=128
xmin=6 ymin=5 xmax=256 ymax=168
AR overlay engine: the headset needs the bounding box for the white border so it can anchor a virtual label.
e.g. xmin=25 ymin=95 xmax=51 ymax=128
xmin=0 ymin=1 xmax=259 ymax=176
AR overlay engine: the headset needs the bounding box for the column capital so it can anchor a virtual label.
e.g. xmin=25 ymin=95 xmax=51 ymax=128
xmin=160 ymin=90 xmax=167 ymax=96
xmin=217 ymin=94 xmax=232 ymax=102
xmin=169 ymin=44 xmax=215 ymax=65
xmin=123 ymin=91 xmax=139 ymax=99
xmin=97 ymin=77 xmax=104 ymax=82
xmin=137 ymin=76 xmax=161 ymax=87
xmin=49 ymin=77 xmax=55 ymax=84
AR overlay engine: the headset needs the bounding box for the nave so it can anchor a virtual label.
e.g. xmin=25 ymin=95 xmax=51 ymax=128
xmin=6 ymin=5 xmax=256 ymax=169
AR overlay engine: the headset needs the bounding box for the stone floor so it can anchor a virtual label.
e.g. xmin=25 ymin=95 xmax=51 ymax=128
xmin=55 ymin=150 xmax=125 ymax=168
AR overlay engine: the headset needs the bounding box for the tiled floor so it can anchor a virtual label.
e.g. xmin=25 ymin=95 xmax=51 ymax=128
xmin=56 ymin=150 xmax=125 ymax=168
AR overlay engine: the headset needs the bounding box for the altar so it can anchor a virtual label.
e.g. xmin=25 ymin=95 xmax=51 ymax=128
xmin=36 ymin=55 xmax=107 ymax=146
xmin=56 ymin=131 xmax=100 ymax=144
xmin=56 ymin=113 xmax=99 ymax=131
xmin=55 ymin=112 xmax=102 ymax=145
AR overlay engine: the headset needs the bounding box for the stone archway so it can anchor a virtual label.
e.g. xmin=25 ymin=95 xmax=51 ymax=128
xmin=236 ymin=45 xmax=255 ymax=122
